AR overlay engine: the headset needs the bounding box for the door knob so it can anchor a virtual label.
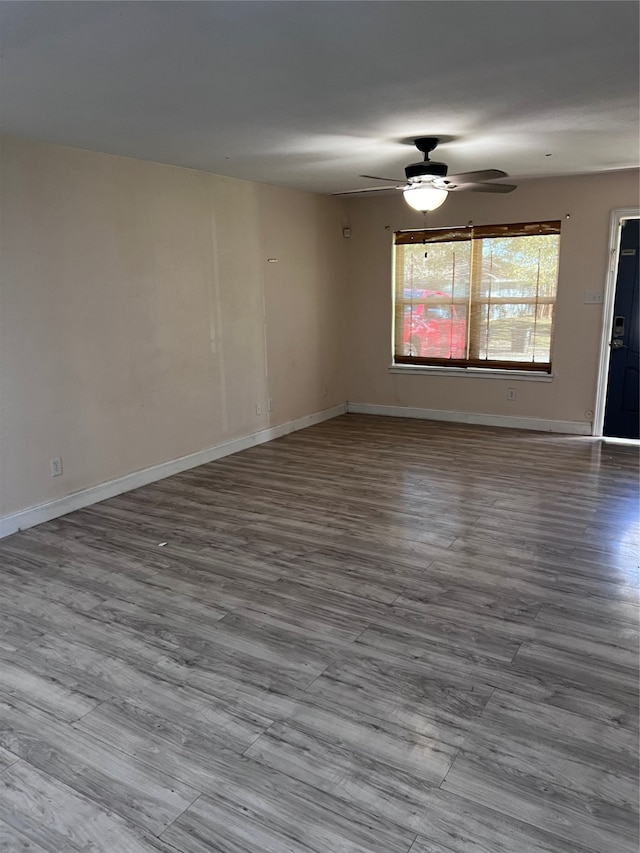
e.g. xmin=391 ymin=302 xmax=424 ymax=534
xmin=610 ymin=338 xmax=626 ymax=349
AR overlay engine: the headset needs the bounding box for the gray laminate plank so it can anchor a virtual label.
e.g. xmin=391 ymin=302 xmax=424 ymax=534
xmin=153 ymin=650 xmax=303 ymax=720
xmin=0 ymin=569 xmax=106 ymax=613
xmin=480 ymin=689 xmax=638 ymax=774
xmin=262 ymin=576 xmax=536 ymax=647
xmin=276 ymin=544 xmax=441 ymax=598
xmin=20 ymin=625 xmax=169 ymax=687
xmin=390 ymin=596 xmax=640 ymax=671
xmin=249 ymin=700 xmax=457 ymax=785
xmin=91 ymin=587 xmax=228 ymax=627
xmin=154 ymin=646 xmax=472 ymax=752
xmin=412 ymin=540 xmax=639 ymax=599
xmin=528 ymin=624 xmax=640 ymax=671
xmin=394 ymin=577 xmax=545 ymax=625
xmin=243 ymin=528 xmax=453 ymax=576
xmin=442 ymin=754 xmax=638 ymax=853
xmin=0 ymin=819 xmax=50 ymax=853
xmin=384 ymin=603 xmax=529 ymax=661
xmin=406 ymin=796 xmax=597 ymax=853
xmin=168 ymin=728 xmax=586 ymax=853
xmin=208 ymin=722 xmax=601 ymax=853
xmin=464 ymin=731 xmax=637 ymax=809
xmin=6 ymin=633 xmax=272 ymax=748
xmin=75 ymin=594 xmax=231 ymax=655
xmin=356 ymin=621 xmax=639 ymax=728
xmin=511 ymin=642 xmax=639 ymax=727
xmin=223 ymin=579 xmax=638 ymax=685
xmin=0 ymin=694 xmax=200 ymax=835
xmin=145 ymin=541 xmax=285 ymax=587
xmin=1 ymin=544 xmax=245 ymax=622
xmin=147 ymin=470 xmax=475 ymax=548
xmin=534 ymin=602 xmax=639 ymax=653
xmin=74 ymin=687 xmax=272 ymax=775
xmin=448 ymin=545 xmax=640 ymax=622
xmin=408 ymin=840 xmax=458 ymax=853
xmin=144 ymin=565 xmax=279 ymax=613
xmin=447 ymin=533 xmax=639 ymax=589
xmin=396 ymin=556 xmax=638 ymax=616
xmin=73 ymin=691 xmax=259 ymax=775
xmin=89 ymin=599 xmax=331 ymax=689
xmin=0 ymin=655 xmax=99 ymax=721
xmin=468 ymin=512 xmax=589 ymax=548
xmin=160 ymin=787 xmax=414 ymax=853
xmin=0 ymin=761 xmax=184 ymax=853
xmin=0 ymin=526 xmax=162 ymax=578
xmin=304 ymin=655 xmax=493 ymax=736
xmin=248 ymin=513 xmax=462 ymax=553
xmin=8 ymin=525 xmax=170 ymax=577
xmin=1 ymin=632 xmax=171 ymax=708
xmin=234 ymin=584 xmax=376 ymax=642
xmin=0 ymin=586 xmax=180 ymax=663
xmin=246 ymin=719 xmax=459 ymax=835
xmin=0 ymin=747 xmax=19 ymax=774
xmin=211 ymin=607 xmax=498 ymax=727
xmin=73 ymin=498 xmax=245 ymax=551
xmin=0 ymin=612 xmax=45 ymax=654
xmin=75 ymin=699 xmax=415 ymax=853
xmin=187 ymin=462 xmax=493 ymax=519
xmin=280 ymin=560 xmax=402 ymax=604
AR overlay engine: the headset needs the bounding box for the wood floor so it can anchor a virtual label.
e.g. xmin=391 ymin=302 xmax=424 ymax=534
xmin=0 ymin=414 xmax=638 ymax=853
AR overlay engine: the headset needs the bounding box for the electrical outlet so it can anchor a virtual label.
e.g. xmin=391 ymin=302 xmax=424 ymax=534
xmin=506 ymin=388 xmax=517 ymax=401
xmin=267 ymin=398 xmax=273 ymax=413
xmin=50 ymin=457 xmax=63 ymax=477
xmin=255 ymin=402 xmax=263 ymax=416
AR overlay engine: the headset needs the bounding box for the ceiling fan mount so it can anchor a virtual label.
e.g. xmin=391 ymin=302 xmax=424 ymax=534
xmin=413 ymin=136 xmax=440 ymax=157
xmin=405 ymin=137 xmax=448 ymax=181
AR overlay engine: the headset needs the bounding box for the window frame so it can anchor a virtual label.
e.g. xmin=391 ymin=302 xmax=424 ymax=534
xmin=392 ymin=220 xmax=561 ymax=374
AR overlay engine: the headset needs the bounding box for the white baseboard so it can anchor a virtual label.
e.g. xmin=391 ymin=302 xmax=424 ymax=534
xmin=0 ymin=403 xmax=347 ymax=539
xmin=347 ymin=402 xmax=592 ymax=436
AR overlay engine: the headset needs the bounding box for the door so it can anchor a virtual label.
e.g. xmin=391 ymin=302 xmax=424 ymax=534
xmin=603 ymin=218 xmax=639 ymax=439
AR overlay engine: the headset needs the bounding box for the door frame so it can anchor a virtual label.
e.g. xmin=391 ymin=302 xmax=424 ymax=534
xmin=593 ymin=207 xmax=640 ymax=437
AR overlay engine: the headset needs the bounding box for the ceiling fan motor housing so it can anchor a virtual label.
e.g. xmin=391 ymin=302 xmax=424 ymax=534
xmin=405 ymin=160 xmax=449 ymax=182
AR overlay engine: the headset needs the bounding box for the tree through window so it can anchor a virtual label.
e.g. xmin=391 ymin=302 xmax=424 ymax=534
xmin=393 ymin=221 xmax=561 ymax=372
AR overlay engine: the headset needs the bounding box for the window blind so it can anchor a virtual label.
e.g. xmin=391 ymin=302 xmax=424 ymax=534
xmin=393 ymin=221 xmax=561 ymax=371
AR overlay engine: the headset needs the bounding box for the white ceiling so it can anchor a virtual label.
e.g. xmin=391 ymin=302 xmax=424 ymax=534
xmin=1 ymin=1 xmax=638 ymax=194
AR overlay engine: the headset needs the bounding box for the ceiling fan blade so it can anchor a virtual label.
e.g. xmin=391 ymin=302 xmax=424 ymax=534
xmin=448 ymin=182 xmax=517 ymax=193
xmin=359 ymin=174 xmax=404 ymax=183
xmin=443 ymin=168 xmax=509 ymax=184
xmin=331 ymin=186 xmax=401 ymax=196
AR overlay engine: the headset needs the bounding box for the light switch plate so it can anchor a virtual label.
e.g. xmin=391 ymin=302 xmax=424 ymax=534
xmin=584 ymin=291 xmax=604 ymax=304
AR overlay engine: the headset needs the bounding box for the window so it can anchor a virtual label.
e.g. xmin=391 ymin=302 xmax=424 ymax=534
xmin=393 ymin=221 xmax=561 ymax=372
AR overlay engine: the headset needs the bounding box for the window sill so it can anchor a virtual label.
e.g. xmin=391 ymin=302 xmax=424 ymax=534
xmin=389 ymin=364 xmax=554 ymax=381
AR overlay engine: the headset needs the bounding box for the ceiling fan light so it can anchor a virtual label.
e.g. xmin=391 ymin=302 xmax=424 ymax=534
xmin=403 ymin=185 xmax=448 ymax=212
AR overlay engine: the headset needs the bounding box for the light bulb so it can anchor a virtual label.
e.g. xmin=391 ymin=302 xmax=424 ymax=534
xmin=403 ymin=185 xmax=448 ymax=212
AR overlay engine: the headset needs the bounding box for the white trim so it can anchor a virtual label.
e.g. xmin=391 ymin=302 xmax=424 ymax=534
xmin=600 ymin=436 xmax=640 ymax=447
xmin=0 ymin=404 xmax=346 ymax=539
xmin=347 ymin=402 xmax=591 ymax=435
xmin=388 ymin=365 xmax=553 ymax=382
xmin=593 ymin=208 xmax=640 ymax=437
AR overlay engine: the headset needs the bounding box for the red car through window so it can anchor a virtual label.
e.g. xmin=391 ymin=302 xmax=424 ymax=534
xmin=402 ymin=290 xmax=466 ymax=358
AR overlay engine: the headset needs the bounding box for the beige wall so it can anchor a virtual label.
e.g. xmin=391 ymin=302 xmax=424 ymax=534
xmin=343 ymin=170 xmax=640 ymax=425
xmin=0 ymin=137 xmax=346 ymax=516
xmin=2 ymin=136 xmax=637 ymax=520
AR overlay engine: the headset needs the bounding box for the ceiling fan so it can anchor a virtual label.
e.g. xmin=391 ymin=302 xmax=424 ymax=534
xmin=333 ymin=137 xmax=517 ymax=211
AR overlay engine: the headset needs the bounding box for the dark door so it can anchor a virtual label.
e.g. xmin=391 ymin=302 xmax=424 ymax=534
xmin=603 ymin=218 xmax=639 ymax=439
